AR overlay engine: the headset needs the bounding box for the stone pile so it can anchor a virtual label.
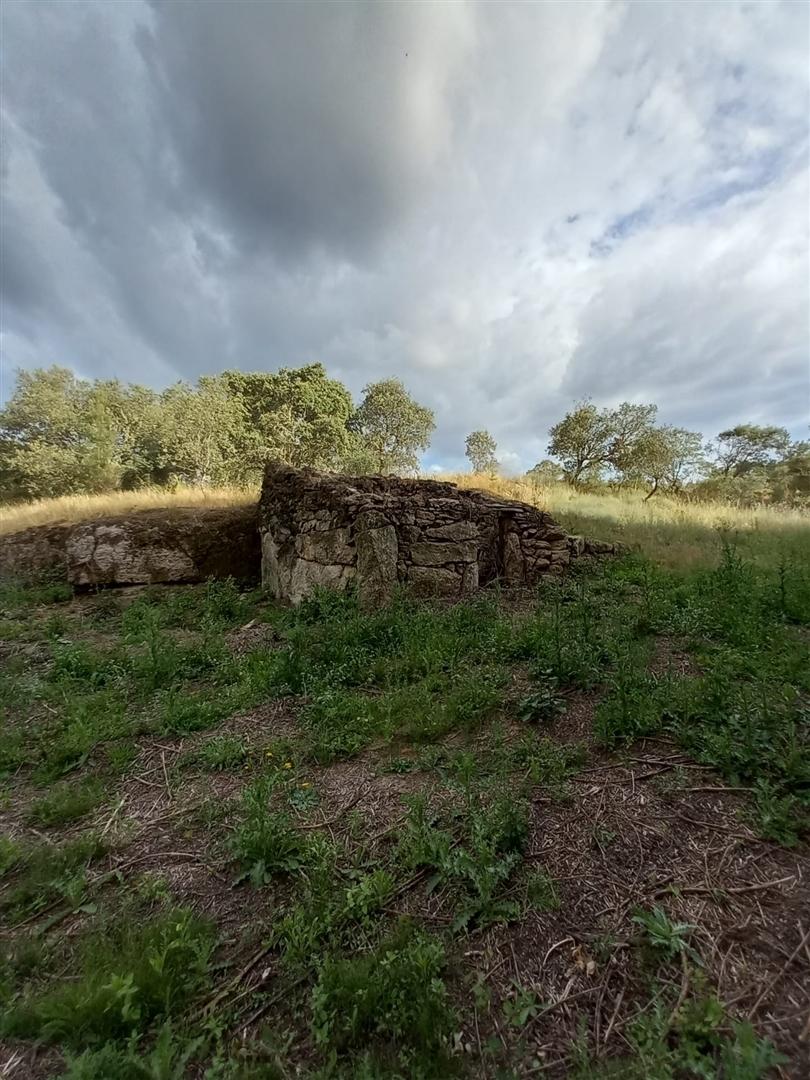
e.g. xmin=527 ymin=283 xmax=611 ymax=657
xmin=259 ymin=463 xmax=619 ymax=607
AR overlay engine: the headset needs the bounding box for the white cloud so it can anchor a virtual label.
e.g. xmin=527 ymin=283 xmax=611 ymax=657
xmin=1 ymin=0 xmax=808 ymax=470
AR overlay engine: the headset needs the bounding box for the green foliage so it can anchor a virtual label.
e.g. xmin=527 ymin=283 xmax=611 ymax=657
xmin=0 ymin=834 xmax=23 ymax=877
xmin=27 ymin=778 xmax=107 ymax=827
xmin=349 ymin=378 xmax=435 ymax=475
xmin=181 ymin=735 xmax=248 ymax=771
xmin=626 ymin=425 xmax=705 ymax=498
xmin=632 ymin=906 xmax=698 ymax=962
xmin=275 ymin=592 xmax=509 ymax=760
xmin=3 ymin=910 xmax=215 ymax=1048
xmin=525 ymin=459 xmax=565 ymax=485
xmin=0 ymin=368 xmax=157 ymax=499
xmin=517 ymin=672 xmax=566 ymax=724
xmin=577 ymin=995 xmax=786 ymax=1079
xmin=524 ymin=868 xmax=560 ymax=912
xmin=502 ymin=985 xmax=541 ymax=1028
xmin=61 ymin=1024 xmax=205 ymax=1079
xmin=0 ymin=364 xmax=434 ymax=500
xmin=465 ymin=430 xmax=499 ymax=473
xmin=222 ymin=364 xmax=354 ymax=476
xmin=1 ymin=832 xmax=105 ymax=920
xmin=311 ymin=923 xmax=455 ymax=1068
xmin=231 ymin=779 xmax=320 ymax=885
xmin=713 ymin=424 xmax=792 ymax=477
xmin=548 ymin=400 xmax=658 ymax=485
xmin=397 ymin=793 xmax=530 ymax=932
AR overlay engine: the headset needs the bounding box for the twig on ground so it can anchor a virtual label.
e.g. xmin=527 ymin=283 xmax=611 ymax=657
xmin=748 ymin=923 xmax=810 ymax=1019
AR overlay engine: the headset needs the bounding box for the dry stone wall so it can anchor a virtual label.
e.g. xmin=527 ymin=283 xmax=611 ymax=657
xmin=0 ymin=507 xmax=260 ymax=588
xmin=259 ymin=463 xmax=619 ymax=607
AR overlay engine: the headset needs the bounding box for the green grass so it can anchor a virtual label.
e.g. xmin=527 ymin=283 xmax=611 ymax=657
xmin=1 ymin=832 xmax=106 ymax=922
xmin=0 ymin=538 xmax=808 ymax=1076
xmin=2 ymin=908 xmax=215 ymax=1048
xmin=311 ymin=921 xmax=456 ymax=1075
xmin=27 ymin=779 xmax=107 ymax=827
xmin=180 ymin=734 xmax=249 ymax=771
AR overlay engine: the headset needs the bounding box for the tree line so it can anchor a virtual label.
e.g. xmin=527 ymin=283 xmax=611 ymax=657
xmin=468 ymin=402 xmax=808 ymax=506
xmin=0 ymin=365 xmax=434 ymax=501
xmin=1 ymin=365 xmax=807 ymax=507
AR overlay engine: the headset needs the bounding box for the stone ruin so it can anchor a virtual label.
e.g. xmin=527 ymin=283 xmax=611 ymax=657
xmin=259 ymin=463 xmax=619 ymax=607
xmin=0 ymin=464 xmax=619 ymax=595
xmin=0 ymin=507 xmax=260 ymax=588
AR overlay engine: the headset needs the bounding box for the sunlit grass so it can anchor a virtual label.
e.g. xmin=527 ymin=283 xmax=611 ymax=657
xmin=0 ymin=485 xmax=255 ymax=536
xmin=447 ymin=474 xmax=810 ymax=569
xmin=2 ymin=473 xmax=807 ymax=568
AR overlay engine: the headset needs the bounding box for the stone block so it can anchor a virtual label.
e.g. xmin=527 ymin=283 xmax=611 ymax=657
xmin=409 ymin=541 xmax=478 ymax=567
xmin=408 ymin=565 xmax=462 ymax=597
xmin=424 ymin=521 xmax=480 ymax=542
xmin=294 ymin=527 xmax=354 ymax=565
xmin=356 ymin=523 xmax=398 ymax=609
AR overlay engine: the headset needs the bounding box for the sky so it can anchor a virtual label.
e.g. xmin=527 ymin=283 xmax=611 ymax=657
xmin=1 ymin=0 xmax=809 ymax=472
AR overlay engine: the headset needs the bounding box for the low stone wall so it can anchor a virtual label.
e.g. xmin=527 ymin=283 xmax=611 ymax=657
xmin=0 ymin=506 xmax=260 ymax=588
xmin=259 ymin=463 xmax=620 ymax=607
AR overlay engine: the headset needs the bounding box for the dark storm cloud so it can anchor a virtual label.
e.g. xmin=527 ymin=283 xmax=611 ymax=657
xmin=1 ymin=0 xmax=808 ymax=466
xmin=141 ymin=0 xmax=472 ymax=259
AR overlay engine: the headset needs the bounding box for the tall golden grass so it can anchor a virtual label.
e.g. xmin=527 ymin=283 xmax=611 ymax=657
xmin=0 ymin=486 xmax=255 ymax=536
xmin=1 ymin=473 xmax=807 ymax=568
xmin=447 ymin=474 xmax=810 ymax=568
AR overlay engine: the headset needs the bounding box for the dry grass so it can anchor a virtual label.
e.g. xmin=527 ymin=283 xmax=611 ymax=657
xmin=0 ymin=485 xmax=256 ymax=536
xmin=447 ymin=473 xmax=810 ymax=569
xmin=2 ymin=473 xmax=808 ymax=568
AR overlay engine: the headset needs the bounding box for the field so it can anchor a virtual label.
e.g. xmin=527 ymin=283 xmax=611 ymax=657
xmin=1 ymin=484 xmax=809 ymax=1078
xmin=2 ymin=475 xmax=808 ymax=570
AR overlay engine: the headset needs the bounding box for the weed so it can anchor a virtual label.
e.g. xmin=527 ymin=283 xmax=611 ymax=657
xmin=632 ymin=906 xmax=698 ymax=963
xmin=0 ymin=834 xmax=23 ymax=877
xmin=576 ymin=994 xmax=786 ymax=1079
xmin=181 ymin=735 xmax=248 ymax=772
xmin=3 ymin=909 xmax=215 ymax=1048
xmin=134 ymin=873 xmax=173 ymax=907
xmin=378 ymin=756 xmax=420 ymax=775
xmin=397 ymin=794 xmax=529 ymax=932
xmin=342 ymin=869 xmax=395 ymax=925
xmin=104 ymin=740 xmax=138 ymax=775
xmin=749 ymin=780 xmax=808 ymax=846
xmin=311 ymin=922 xmax=455 ymax=1071
xmin=524 ymin=868 xmax=560 ymax=912
xmin=27 ymin=778 xmax=107 ymax=827
xmin=502 ymin=985 xmax=542 ymax=1028
xmin=231 ymin=779 xmax=320 ymax=885
xmin=518 ymin=671 xmax=566 ymax=724
xmin=2 ymin=832 xmax=105 ymax=920
xmin=0 ymin=579 xmax=73 ymax=614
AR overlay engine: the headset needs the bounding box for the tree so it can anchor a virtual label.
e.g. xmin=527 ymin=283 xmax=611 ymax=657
xmin=605 ymin=402 xmax=659 ymax=477
xmin=629 ymin=426 xmax=705 ymax=499
xmin=712 ymin=424 xmax=791 ymax=477
xmin=349 ymin=379 xmax=435 ymax=475
xmin=547 ymin=401 xmax=657 ymax=484
xmin=158 ymin=378 xmax=247 ymax=487
xmin=525 ymin=460 xmax=565 ymax=486
xmin=0 ymin=367 xmax=135 ymax=499
xmin=221 ymin=364 xmax=354 ymax=477
xmin=465 ymin=430 xmax=498 ymax=473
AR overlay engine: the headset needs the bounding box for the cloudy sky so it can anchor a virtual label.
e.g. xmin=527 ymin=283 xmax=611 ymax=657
xmin=1 ymin=0 xmax=808 ymax=470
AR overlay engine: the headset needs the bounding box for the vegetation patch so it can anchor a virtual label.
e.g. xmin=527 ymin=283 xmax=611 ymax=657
xmin=0 ymin=532 xmax=808 ymax=1076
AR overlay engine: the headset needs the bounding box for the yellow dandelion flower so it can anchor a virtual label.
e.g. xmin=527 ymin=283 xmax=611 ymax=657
xmin=283 ymin=761 xmax=293 ymax=769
